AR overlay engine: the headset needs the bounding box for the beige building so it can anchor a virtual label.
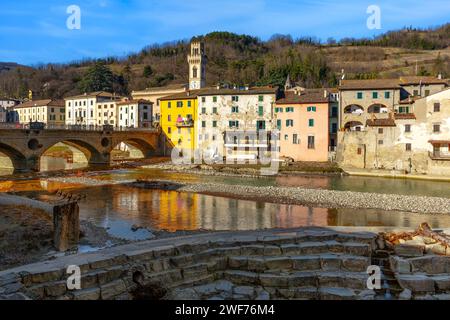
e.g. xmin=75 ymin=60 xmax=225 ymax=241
xmin=339 ymin=76 xmax=448 ymax=132
xmin=337 ymin=88 xmax=450 ymax=175
xmin=65 ymin=91 xmax=119 ymax=126
xmin=14 ymin=99 xmax=65 ymax=125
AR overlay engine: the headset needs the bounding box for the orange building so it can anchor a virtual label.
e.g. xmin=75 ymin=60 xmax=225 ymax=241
xmin=274 ymin=88 xmax=331 ymax=162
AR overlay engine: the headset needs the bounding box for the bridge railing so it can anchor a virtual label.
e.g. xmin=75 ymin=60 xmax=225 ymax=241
xmin=0 ymin=122 xmax=159 ymax=132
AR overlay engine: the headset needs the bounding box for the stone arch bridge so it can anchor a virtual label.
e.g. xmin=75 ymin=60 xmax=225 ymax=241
xmin=0 ymin=126 xmax=164 ymax=172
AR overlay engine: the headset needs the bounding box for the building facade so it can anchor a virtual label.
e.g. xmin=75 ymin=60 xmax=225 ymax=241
xmin=275 ymin=88 xmax=331 ymax=162
xmin=65 ymin=91 xmax=118 ymax=126
xmin=131 ymin=84 xmax=187 ymax=124
xmin=337 ymin=88 xmax=450 ymax=175
xmin=117 ymin=99 xmax=153 ymax=128
xmin=14 ymin=99 xmax=65 ymax=125
xmin=196 ymin=86 xmax=278 ymax=162
xmin=159 ymin=91 xmax=200 ymax=153
xmin=0 ymin=98 xmax=20 ymax=123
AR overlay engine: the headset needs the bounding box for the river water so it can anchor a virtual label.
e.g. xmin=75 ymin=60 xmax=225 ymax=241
xmin=2 ymin=156 xmax=450 ymax=241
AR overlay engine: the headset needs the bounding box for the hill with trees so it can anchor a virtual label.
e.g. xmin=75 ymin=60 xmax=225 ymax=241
xmin=0 ymin=24 xmax=448 ymax=100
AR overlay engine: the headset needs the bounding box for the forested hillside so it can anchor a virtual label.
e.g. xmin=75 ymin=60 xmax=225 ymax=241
xmin=0 ymin=24 xmax=448 ymax=100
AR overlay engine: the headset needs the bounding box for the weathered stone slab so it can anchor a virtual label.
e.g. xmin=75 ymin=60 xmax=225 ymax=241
xmin=224 ymin=271 xmax=258 ymax=285
xmin=247 ymin=258 xmax=267 ymax=272
xmin=228 ymin=257 xmax=248 ymax=269
xmin=319 ymin=287 xmax=356 ymax=300
xmin=343 ymin=243 xmax=370 ymax=256
xmin=299 ymin=242 xmax=328 ymax=255
xmin=432 ymin=275 xmax=450 ymax=291
xmin=294 ymin=287 xmax=317 ymax=300
xmin=394 ymin=244 xmax=425 ymax=257
xmin=70 ymin=287 xmax=101 ymax=300
xmin=44 ymin=281 xmax=67 ymax=297
xmin=100 ymin=279 xmax=127 ymax=300
xmin=397 ymin=274 xmax=435 ymax=293
xmin=389 ymin=256 xmax=411 ymax=274
xmin=292 ymin=256 xmax=321 ymax=271
xmin=259 ymin=274 xmax=289 ymax=287
xmin=341 ymin=256 xmax=370 ymax=272
xmin=264 ymin=257 xmax=292 ymax=270
xmin=320 ymin=254 xmax=342 ymax=271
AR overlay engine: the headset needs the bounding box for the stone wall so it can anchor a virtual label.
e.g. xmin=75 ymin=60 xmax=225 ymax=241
xmin=0 ymin=228 xmax=378 ymax=300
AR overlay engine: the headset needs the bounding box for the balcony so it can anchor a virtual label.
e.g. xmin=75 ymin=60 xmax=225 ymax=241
xmin=429 ymin=151 xmax=450 ymax=161
xmin=176 ymin=119 xmax=194 ymax=127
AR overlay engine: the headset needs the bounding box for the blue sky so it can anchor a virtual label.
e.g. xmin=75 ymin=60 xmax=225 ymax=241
xmin=1 ymin=0 xmax=449 ymax=65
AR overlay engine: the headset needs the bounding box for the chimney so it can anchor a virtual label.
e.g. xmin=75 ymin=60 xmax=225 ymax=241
xmin=438 ymin=73 xmax=442 ymax=80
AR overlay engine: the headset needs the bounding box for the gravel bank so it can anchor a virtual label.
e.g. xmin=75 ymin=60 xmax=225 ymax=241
xmin=134 ymin=180 xmax=450 ymax=215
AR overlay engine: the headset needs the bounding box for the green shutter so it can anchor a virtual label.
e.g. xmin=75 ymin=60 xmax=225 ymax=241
xmin=258 ymin=106 xmax=263 ymax=116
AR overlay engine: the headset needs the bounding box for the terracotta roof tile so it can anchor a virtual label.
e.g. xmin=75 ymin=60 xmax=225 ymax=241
xmin=399 ymin=76 xmax=448 ymax=86
xmin=339 ymin=79 xmax=400 ymax=90
xmin=366 ymin=118 xmax=396 ymax=127
xmin=276 ymin=89 xmax=330 ymax=104
xmin=394 ymin=113 xmax=416 ymax=120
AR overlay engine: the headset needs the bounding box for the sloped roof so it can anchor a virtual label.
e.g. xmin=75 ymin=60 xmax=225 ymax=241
xmin=64 ymin=91 xmax=115 ymax=100
xmin=399 ymin=76 xmax=448 ymax=86
xmin=339 ymin=79 xmax=400 ymax=90
xmin=276 ymin=89 xmax=330 ymax=104
xmin=116 ymin=99 xmax=152 ymax=106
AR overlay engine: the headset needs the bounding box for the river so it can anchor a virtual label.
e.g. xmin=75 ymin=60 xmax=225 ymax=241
xmin=1 ymin=155 xmax=450 ymax=241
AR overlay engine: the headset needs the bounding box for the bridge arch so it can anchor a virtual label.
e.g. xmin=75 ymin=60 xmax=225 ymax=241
xmin=0 ymin=142 xmax=29 ymax=172
xmin=39 ymin=139 xmax=109 ymax=169
xmin=113 ymin=138 xmax=157 ymax=159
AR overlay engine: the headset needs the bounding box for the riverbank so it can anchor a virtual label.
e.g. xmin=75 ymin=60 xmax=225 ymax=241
xmin=342 ymin=167 xmax=450 ymax=182
xmin=0 ymin=204 xmax=128 ymax=271
xmin=142 ymin=161 xmax=344 ymax=178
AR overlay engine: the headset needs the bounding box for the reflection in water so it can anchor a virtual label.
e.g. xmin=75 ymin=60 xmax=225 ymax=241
xmin=40 ymin=156 xmax=87 ymax=172
xmin=26 ymin=184 xmax=449 ymax=240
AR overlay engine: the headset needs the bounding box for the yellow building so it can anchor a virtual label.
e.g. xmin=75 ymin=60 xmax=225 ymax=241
xmin=159 ymin=91 xmax=201 ymax=153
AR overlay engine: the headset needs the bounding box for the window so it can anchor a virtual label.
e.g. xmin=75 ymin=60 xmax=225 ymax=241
xmin=413 ymin=90 xmax=419 ymax=96
xmin=257 ymin=120 xmax=265 ymax=130
xmin=425 ymin=90 xmax=430 ymax=97
xmin=258 ymin=95 xmax=264 ymax=102
xmin=229 ymin=120 xmax=239 ymax=128
xmin=177 ymin=101 xmax=183 ymax=108
xmin=331 ymin=107 xmax=338 ymax=117
xmin=168 ymin=115 xmax=171 ymax=121
xmin=286 ymin=119 xmax=294 ymax=127
xmin=212 ymin=107 xmax=217 ymax=114
xmin=378 ymin=128 xmax=383 ymax=134
xmin=433 ymin=124 xmax=441 ymax=133
xmin=284 ymin=134 xmax=288 ymax=141
xmin=307 ymin=136 xmax=315 ymax=149
xmin=434 ymin=103 xmax=440 ymax=112
xmin=91 ymin=110 xmax=93 ymax=117
xmin=213 ymin=96 xmax=217 ymax=102
xmin=202 ymin=97 xmax=206 ymax=103
xmin=357 ymin=92 xmax=363 ymax=99
xmin=51 ymin=108 xmax=55 ymax=113
xmin=231 ymin=106 xmax=239 ymax=113
xmin=399 ymin=106 xmax=410 ymax=114
xmin=258 ymin=106 xmax=264 ymax=116
xmin=406 ymin=143 xmax=412 ymax=151
xmin=275 ymin=107 xmax=283 ymax=113
xmin=357 ymin=147 xmax=362 ymax=155
xmin=384 ymin=92 xmax=390 ymax=99
xmin=331 ymin=123 xmax=337 ymax=133
xmin=372 ymin=92 xmax=378 ymax=99
xmin=168 ymin=127 xmax=171 ymax=134
xmin=143 ymin=113 xmax=148 ymax=120
xmin=378 ymin=140 xmax=383 ymax=145
xmin=168 ymin=102 xmax=171 ymax=108
xmin=405 ymin=124 xmax=411 ymax=133
xmin=308 ymin=119 xmax=314 ymax=127
xmin=276 ymin=119 xmax=281 ymax=129
xmin=187 ymin=101 xmax=191 ymax=107
xmin=307 ymin=106 xmax=317 ymax=112
xmin=286 ymin=107 xmax=294 ymax=112
xmin=202 ymin=107 xmax=206 ymax=114
xmin=212 ymin=121 xmax=217 ymax=128
xmin=232 ymin=96 xmax=239 ymax=102
xmin=293 ymin=134 xmax=299 ymax=144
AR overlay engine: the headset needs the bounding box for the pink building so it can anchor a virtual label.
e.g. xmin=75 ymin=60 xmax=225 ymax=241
xmin=275 ymin=89 xmax=331 ymax=162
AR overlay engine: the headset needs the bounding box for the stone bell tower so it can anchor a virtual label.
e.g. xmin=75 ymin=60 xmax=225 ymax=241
xmin=187 ymin=39 xmax=206 ymax=90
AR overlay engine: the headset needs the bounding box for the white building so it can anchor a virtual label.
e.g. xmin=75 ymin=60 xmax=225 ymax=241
xmin=196 ymin=86 xmax=278 ymax=161
xmin=65 ymin=91 xmax=118 ymax=126
xmin=117 ymin=99 xmax=153 ymax=128
xmin=0 ymin=98 xmax=20 ymax=122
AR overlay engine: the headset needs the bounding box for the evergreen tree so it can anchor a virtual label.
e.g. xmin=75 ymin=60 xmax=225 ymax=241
xmin=78 ymin=62 xmax=114 ymax=92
